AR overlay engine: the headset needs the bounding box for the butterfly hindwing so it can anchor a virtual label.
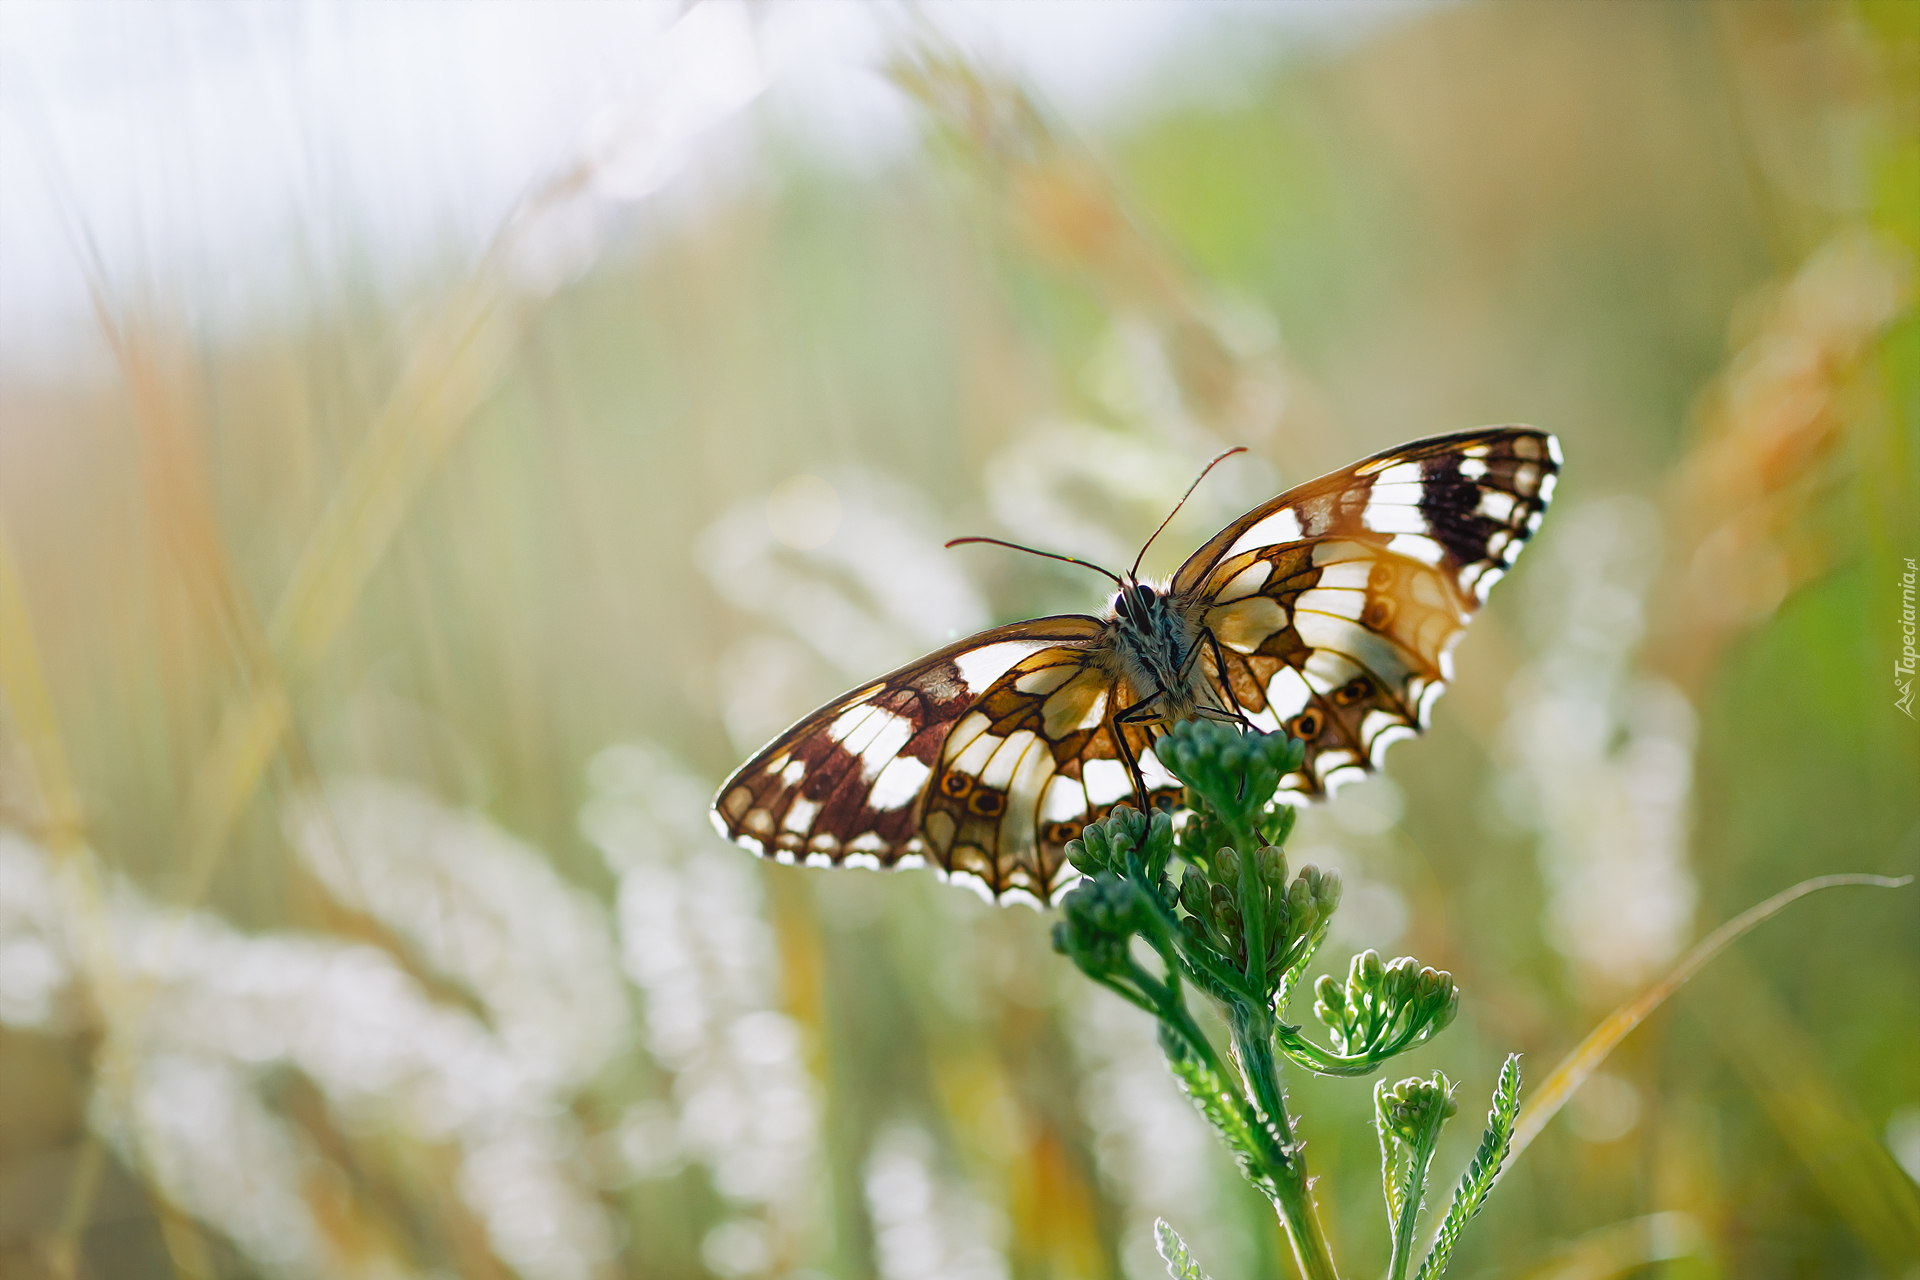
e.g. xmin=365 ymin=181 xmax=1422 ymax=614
xmin=711 ymin=617 xmax=1106 ymax=897
xmin=919 ymin=647 xmax=1190 ymax=902
xmin=922 ymin=646 xmax=1109 ymax=901
xmin=1181 ymin=427 xmax=1560 ymax=794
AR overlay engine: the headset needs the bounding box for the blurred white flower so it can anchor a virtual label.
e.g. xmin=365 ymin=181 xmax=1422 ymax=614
xmin=984 ymin=421 xmax=1199 ymax=573
xmin=0 ymin=828 xmax=620 ymax=1280
xmin=703 ymin=1218 xmax=775 ymax=1277
xmin=697 ymin=469 xmax=990 ymax=753
xmin=766 ymin=474 xmax=845 ymax=551
xmin=1068 ymin=986 xmax=1241 ymax=1280
xmin=0 ymin=833 xmax=79 ymax=1033
xmin=982 ymin=309 xmax=1284 ymax=586
xmin=864 ymin=1121 xmax=1010 ymax=1280
xmin=1500 ymin=498 xmax=1698 ymax=987
xmin=97 ymin=1051 xmax=329 ymax=1275
xmin=579 ymin=741 xmax=825 ymax=1262
xmin=699 ymin=468 xmax=988 ymax=671
xmin=286 ymin=778 xmax=632 ymax=1094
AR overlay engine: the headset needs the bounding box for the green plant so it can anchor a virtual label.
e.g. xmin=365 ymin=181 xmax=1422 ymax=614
xmin=1053 ymin=717 xmax=1911 ymax=1278
xmin=1052 ymin=719 xmax=1522 ymax=1280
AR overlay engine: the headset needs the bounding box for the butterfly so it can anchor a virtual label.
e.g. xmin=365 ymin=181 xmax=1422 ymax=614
xmin=712 ymin=427 xmax=1561 ymax=906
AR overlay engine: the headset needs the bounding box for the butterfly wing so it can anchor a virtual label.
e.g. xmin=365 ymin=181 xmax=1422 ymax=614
xmin=711 ymin=615 xmax=1109 ymax=903
xmin=1174 ymin=426 xmax=1561 ymax=795
xmin=918 ymin=644 xmax=1190 ymax=904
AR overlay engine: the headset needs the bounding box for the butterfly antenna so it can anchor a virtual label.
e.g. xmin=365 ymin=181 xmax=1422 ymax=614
xmin=1131 ymin=446 xmax=1249 ymax=579
xmin=945 ymin=537 xmax=1126 ymax=591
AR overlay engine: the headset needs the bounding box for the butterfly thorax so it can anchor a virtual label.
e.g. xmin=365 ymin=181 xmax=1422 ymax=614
xmin=1103 ymin=582 xmax=1209 ymax=724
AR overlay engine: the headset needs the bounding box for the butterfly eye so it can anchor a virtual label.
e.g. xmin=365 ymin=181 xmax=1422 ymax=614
xmin=1043 ymin=821 xmax=1081 ymax=845
xmin=939 ymin=771 xmax=974 ymax=799
xmin=1291 ymin=709 xmax=1324 ymax=740
xmin=1117 ymin=584 xmax=1157 ymax=627
xmin=1332 ymin=677 xmax=1372 ymax=707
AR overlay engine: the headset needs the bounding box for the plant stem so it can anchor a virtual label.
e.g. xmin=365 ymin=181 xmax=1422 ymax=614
xmin=1387 ymin=1124 xmax=1440 ymax=1280
xmin=1236 ymin=828 xmax=1267 ymax=990
xmin=1231 ymin=1004 xmax=1340 ymax=1280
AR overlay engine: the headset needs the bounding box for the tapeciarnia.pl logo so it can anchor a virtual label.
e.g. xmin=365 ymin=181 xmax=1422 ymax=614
xmin=1899 ymin=557 xmax=1917 ymax=720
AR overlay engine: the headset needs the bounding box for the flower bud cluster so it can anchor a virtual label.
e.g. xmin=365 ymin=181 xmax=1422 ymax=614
xmin=1039 ymin=712 xmax=1511 ymax=1279
xmin=1174 ymin=849 xmax=1341 ymax=986
xmin=1157 ymin=719 xmax=1305 ymax=829
xmin=1376 ymin=1072 xmax=1458 ymax=1148
xmin=1064 ymin=804 xmax=1174 ymax=884
xmin=1051 ymin=873 xmax=1149 ymax=976
xmin=1314 ymin=949 xmax=1460 ymax=1060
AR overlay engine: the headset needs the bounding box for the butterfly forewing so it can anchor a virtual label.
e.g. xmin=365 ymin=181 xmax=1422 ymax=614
xmin=1178 ymin=427 xmax=1560 ymax=794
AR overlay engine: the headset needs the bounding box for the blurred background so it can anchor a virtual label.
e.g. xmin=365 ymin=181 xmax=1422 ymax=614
xmin=1 ymin=2 xmax=1916 ymax=1277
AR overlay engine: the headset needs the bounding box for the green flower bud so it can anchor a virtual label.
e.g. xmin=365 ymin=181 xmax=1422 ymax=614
xmin=1255 ymin=845 xmax=1288 ymax=889
xmin=1286 ymin=870 xmax=1313 ymax=921
xmin=1377 ymin=1073 xmax=1458 ymax=1147
xmin=1180 ymin=869 xmax=1213 ymax=922
xmin=1314 ymin=947 xmax=1462 ymax=1061
xmin=1287 ymin=865 xmax=1341 ymax=936
xmin=1055 ymin=874 xmax=1146 ymax=976
xmin=1313 ymin=972 xmax=1347 ymax=1021
xmin=1209 ymin=881 xmax=1237 ymax=925
xmin=1175 ymin=808 xmax=1223 ymax=866
xmin=1079 ymin=823 xmax=1112 ymax=869
xmin=1158 ymin=720 xmax=1304 ymax=827
xmin=1106 ymin=804 xmax=1148 ymax=854
xmin=1413 ymin=966 xmax=1459 ymax=1035
xmin=1216 ymin=845 xmax=1242 ymax=886
xmin=1076 ymin=873 xmax=1146 ymax=933
xmin=1320 ymin=870 xmax=1343 ymax=920
xmin=1383 ymin=955 xmax=1417 ymax=1001
xmin=1143 ymin=809 xmax=1176 ymax=881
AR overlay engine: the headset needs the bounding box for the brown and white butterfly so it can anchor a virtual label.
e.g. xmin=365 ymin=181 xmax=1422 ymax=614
xmin=712 ymin=427 xmax=1561 ymax=906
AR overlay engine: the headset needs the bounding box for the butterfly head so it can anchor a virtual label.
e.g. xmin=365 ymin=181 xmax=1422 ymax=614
xmin=1113 ymin=581 xmax=1160 ymax=629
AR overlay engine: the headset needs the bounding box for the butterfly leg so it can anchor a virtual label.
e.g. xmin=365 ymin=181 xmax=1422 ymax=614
xmin=1195 ymin=626 xmax=1255 ymax=731
xmin=1168 ymin=627 xmax=1249 ymax=728
xmin=1111 ymin=691 xmax=1167 ymax=809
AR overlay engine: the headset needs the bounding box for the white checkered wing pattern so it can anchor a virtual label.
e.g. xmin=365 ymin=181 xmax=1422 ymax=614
xmin=1174 ymin=427 xmax=1561 ymax=795
xmin=711 ymin=616 xmax=1112 ymax=904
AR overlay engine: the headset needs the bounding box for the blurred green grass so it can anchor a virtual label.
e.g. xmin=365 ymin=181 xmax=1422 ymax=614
xmin=1 ymin=2 xmax=1916 ymax=1278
